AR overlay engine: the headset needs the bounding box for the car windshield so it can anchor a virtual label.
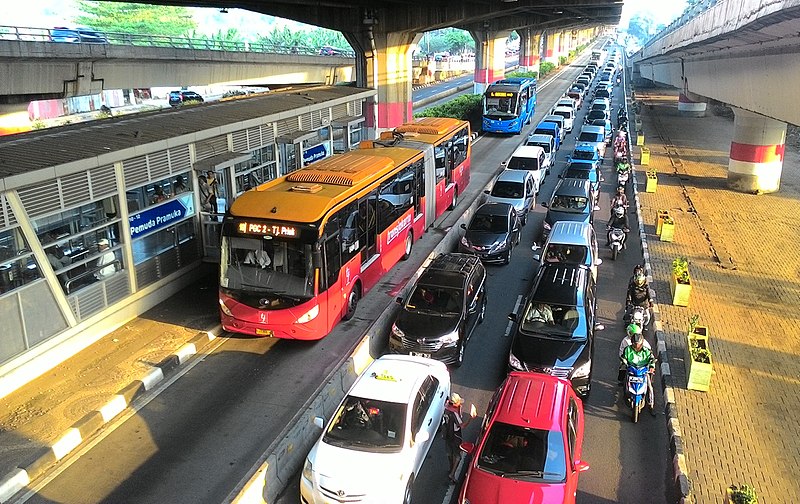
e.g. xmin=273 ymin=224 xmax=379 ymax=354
xmin=533 ymin=129 xmax=553 ymax=138
xmin=554 ymin=110 xmax=570 ymax=120
xmin=527 ymin=142 xmax=550 ymax=154
xmin=542 ymin=244 xmax=588 ymax=265
xmin=406 ymin=285 xmax=463 ymax=315
xmin=491 ymin=181 xmax=525 ymax=199
xmin=484 ymin=92 xmax=518 ymax=116
xmin=572 ymin=150 xmax=595 ymax=161
xmin=324 ymin=395 xmax=406 ymax=452
xmin=587 ymin=111 xmax=606 ymax=121
xmin=507 ymin=156 xmax=539 ymax=170
xmin=563 ymin=168 xmax=590 ymax=180
xmin=578 ymin=132 xmax=603 ymax=143
xmin=477 ymin=422 xmax=567 ymax=482
xmin=469 ymin=213 xmax=509 ymax=233
xmin=551 ymin=195 xmax=588 ymax=212
xmin=519 ymin=301 xmax=582 ymax=336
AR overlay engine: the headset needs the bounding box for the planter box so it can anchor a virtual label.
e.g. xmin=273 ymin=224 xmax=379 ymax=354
xmin=686 ymin=335 xmax=712 ymax=392
xmin=670 ymin=271 xmax=691 ymax=306
xmin=637 ymin=133 xmax=645 ymax=146
xmin=635 ymin=119 xmax=642 ymax=131
xmin=646 ymin=172 xmax=658 ymax=193
xmin=660 ymin=219 xmax=675 ymax=242
xmin=640 ymin=147 xmax=651 ymax=165
xmin=656 ymin=209 xmax=670 ymax=235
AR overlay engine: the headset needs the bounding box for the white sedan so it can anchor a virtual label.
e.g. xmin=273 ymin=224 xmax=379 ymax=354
xmin=300 ymin=355 xmax=451 ymax=504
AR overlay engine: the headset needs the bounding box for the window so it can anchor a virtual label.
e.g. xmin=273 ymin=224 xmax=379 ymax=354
xmin=476 ymin=422 xmax=566 ymax=482
xmin=126 ymin=172 xmax=192 ymax=212
xmin=358 ymin=191 xmax=378 ymax=262
xmin=0 ymin=227 xmax=41 ymax=296
xmin=235 ymin=146 xmax=278 ymax=194
xmin=411 ymin=376 xmax=437 ymax=433
xmin=324 ymin=395 xmax=406 ymax=452
xmin=567 ymin=399 xmax=578 ymax=463
xmin=377 ymin=167 xmax=414 ymax=233
xmin=323 ymin=236 xmax=341 ymax=291
xmin=335 ymin=202 xmax=360 ymax=264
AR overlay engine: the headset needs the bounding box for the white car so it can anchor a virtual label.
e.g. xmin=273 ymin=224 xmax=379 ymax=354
xmin=525 ymin=134 xmax=556 ymax=175
xmin=300 ymin=355 xmax=451 ymax=504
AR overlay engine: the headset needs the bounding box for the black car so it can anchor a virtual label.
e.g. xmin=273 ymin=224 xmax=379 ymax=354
xmin=458 ymin=202 xmax=521 ymax=264
xmin=584 ymin=109 xmax=609 ymax=124
xmin=540 ymin=178 xmax=594 ymax=241
xmin=168 ymin=90 xmax=204 ymax=107
xmin=507 ymin=264 xmax=600 ymax=397
xmin=389 ymin=253 xmax=487 ymax=367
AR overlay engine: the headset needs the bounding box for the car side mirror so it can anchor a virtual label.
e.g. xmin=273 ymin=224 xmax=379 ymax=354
xmin=575 ymin=460 xmax=590 ymax=473
xmin=396 ymin=296 xmax=404 ymax=305
xmin=460 ymin=223 xmax=467 ymax=229
xmin=595 ymin=258 xmax=603 ymax=266
xmin=313 ymin=416 xmax=325 ymax=429
xmin=508 ymin=313 xmax=518 ymax=322
xmin=460 ymin=441 xmax=476 ymax=455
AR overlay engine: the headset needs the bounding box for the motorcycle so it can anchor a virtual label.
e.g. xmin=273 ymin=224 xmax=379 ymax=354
xmin=625 ymin=364 xmax=651 ymax=423
xmin=616 ymin=163 xmax=630 ymax=190
xmin=608 ymin=226 xmax=626 ymax=260
xmin=624 ymin=303 xmax=651 ymax=330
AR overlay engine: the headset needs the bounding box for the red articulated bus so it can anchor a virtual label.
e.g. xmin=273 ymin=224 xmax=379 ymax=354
xmin=219 ymin=118 xmax=472 ymax=340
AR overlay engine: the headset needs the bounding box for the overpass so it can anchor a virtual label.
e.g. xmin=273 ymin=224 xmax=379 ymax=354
xmin=0 ymin=26 xmax=358 ymax=103
xmin=630 ymin=0 xmax=800 ymax=193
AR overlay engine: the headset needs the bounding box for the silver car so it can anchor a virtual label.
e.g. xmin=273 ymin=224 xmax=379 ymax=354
xmin=484 ymin=169 xmax=537 ymax=226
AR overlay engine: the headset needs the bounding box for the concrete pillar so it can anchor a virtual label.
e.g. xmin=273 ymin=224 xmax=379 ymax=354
xmin=557 ymin=31 xmax=568 ymax=63
xmin=678 ymin=90 xmax=707 ymax=117
xmin=519 ymin=29 xmax=541 ymax=74
xmin=349 ymin=30 xmax=417 ymax=136
xmin=727 ymin=108 xmax=786 ymax=194
xmin=472 ymin=29 xmax=511 ymax=95
xmin=545 ymin=32 xmax=559 ymax=65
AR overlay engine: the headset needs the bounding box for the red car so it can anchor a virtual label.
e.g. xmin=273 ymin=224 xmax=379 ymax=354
xmin=458 ymin=372 xmax=589 ymax=504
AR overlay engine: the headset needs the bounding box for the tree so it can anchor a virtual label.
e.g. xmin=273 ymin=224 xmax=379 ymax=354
xmin=74 ymin=1 xmax=196 ymax=37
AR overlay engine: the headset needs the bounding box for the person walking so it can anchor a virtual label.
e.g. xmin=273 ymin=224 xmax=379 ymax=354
xmin=94 ymin=239 xmax=116 ymax=280
xmin=442 ymin=392 xmax=477 ymax=484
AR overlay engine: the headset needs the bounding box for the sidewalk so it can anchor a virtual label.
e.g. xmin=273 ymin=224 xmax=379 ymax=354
xmin=634 ymin=88 xmax=800 ymax=503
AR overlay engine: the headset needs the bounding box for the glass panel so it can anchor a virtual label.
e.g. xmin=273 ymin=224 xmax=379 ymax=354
xmin=350 ymin=126 xmax=363 ymax=148
xmin=476 ymin=421 xmax=567 ymax=483
xmin=133 ymin=226 xmax=177 ymax=265
xmin=125 ymin=172 xmax=192 ymax=212
xmin=323 ymin=395 xmax=406 ymax=452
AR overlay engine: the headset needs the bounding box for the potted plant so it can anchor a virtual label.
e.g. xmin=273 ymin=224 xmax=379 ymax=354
xmin=656 ymin=209 xmax=670 ymax=235
xmin=686 ymin=316 xmax=713 ymax=391
xmin=670 ymin=257 xmax=691 ymax=306
xmin=687 ymin=314 xmax=708 ymax=341
xmin=725 ymin=484 xmax=758 ymax=503
xmin=660 ymin=215 xmax=675 ymax=242
xmin=646 ymin=170 xmax=657 ymax=192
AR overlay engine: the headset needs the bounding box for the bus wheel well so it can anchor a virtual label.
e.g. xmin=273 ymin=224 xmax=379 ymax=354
xmin=343 ymin=281 xmax=362 ymax=321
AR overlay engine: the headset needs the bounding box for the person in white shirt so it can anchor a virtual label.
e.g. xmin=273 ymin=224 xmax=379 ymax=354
xmin=94 ymin=239 xmax=116 ymax=280
xmin=244 ymin=248 xmax=272 ymax=269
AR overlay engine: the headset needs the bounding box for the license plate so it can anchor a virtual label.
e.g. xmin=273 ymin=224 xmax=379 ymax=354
xmin=410 ymin=351 xmax=431 ymax=358
xmin=255 ymin=328 xmax=274 ymax=337
xmin=629 ymin=376 xmax=644 ymax=383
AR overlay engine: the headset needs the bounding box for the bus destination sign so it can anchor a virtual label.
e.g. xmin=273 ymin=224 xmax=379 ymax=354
xmin=489 ymin=91 xmax=514 ymax=98
xmin=238 ymin=221 xmax=298 ymax=238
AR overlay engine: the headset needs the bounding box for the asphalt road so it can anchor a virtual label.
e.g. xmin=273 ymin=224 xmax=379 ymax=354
xmin=17 ymin=54 xmax=675 ymax=504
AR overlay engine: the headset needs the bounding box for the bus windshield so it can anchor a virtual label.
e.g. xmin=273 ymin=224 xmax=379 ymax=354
xmin=484 ymin=93 xmax=518 ymax=117
xmin=220 ymin=235 xmax=315 ymax=305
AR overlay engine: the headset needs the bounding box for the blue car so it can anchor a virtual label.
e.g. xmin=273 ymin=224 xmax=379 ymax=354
xmin=51 ymin=27 xmax=108 ymax=44
xmin=532 ymin=121 xmax=562 ymax=151
xmin=568 ymin=144 xmax=602 ymax=170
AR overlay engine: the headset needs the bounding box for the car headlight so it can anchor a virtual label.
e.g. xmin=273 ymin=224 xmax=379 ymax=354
xmin=460 ymin=236 xmax=469 ymax=247
xmin=543 ymin=221 xmax=552 ymax=231
xmin=218 ymin=298 xmax=233 ymax=316
xmin=489 ymin=241 xmax=505 ymax=253
xmin=296 ymin=304 xmax=319 ymax=324
xmin=391 ymin=323 xmax=405 ymax=340
xmin=509 ymin=353 xmax=526 ymax=371
xmin=302 ymin=458 xmax=313 ymax=481
xmin=572 ymin=360 xmax=592 ymax=379
xmin=440 ymin=330 xmax=460 ymax=346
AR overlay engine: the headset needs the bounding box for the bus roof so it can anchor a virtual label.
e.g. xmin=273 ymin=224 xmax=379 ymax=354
xmin=229 ymin=147 xmax=422 ymax=225
xmin=497 ymin=77 xmax=536 ymax=86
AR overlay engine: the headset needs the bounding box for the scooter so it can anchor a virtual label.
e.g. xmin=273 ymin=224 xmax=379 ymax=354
xmin=608 ymin=227 xmax=626 ymax=260
xmin=625 ymin=364 xmax=650 ymax=423
xmin=616 ymin=165 xmax=630 ymax=190
xmin=624 ymin=303 xmax=651 ymax=330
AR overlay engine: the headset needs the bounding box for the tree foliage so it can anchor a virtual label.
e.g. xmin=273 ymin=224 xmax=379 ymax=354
xmin=255 ymin=26 xmax=349 ymax=50
xmin=418 ymin=28 xmax=476 ymax=56
xmin=75 ymin=1 xmax=196 ymax=36
xmin=624 ymin=13 xmax=666 ymax=46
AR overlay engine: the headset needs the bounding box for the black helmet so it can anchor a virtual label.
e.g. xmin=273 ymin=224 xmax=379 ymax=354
xmin=634 ymin=273 xmax=646 ymax=286
xmin=632 ymin=331 xmax=644 ymax=345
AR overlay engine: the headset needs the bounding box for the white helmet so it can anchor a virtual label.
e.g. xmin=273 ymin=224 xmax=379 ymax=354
xmin=614 ymin=206 xmax=625 ymax=217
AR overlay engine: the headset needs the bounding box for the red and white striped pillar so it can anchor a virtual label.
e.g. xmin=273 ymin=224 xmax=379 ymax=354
xmin=678 ymin=91 xmax=707 ymax=117
xmin=545 ymin=32 xmax=559 ymax=65
xmin=472 ymin=29 xmax=510 ymax=95
xmin=727 ymin=108 xmax=786 ymax=194
xmin=519 ymin=29 xmax=541 ymax=73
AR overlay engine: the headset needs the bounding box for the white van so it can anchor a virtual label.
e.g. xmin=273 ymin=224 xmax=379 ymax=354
xmin=552 ymin=106 xmax=575 ymax=133
xmin=502 ymin=145 xmax=547 ymax=187
xmin=525 ymin=134 xmax=555 ymax=174
xmin=542 ymin=114 xmax=567 ymax=142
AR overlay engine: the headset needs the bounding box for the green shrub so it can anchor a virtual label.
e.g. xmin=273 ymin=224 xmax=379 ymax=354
xmin=415 ymin=94 xmax=482 ymax=132
xmin=728 ymin=484 xmax=758 ymax=504
xmin=558 ymin=55 xmax=568 ymax=66
xmin=31 ymin=119 xmax=47 ymax=130
xmin=539 ymin=62 xmax=556 ymax=77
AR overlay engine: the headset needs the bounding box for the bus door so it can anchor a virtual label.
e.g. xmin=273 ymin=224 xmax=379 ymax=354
xmin=422 ymin=146 xmax=437 ymax=229
xmin=194 ymin=157 xmax=241 ymax=261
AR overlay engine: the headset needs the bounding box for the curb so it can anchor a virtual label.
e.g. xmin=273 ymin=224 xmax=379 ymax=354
xmin=626 ymin=88 xmax=694 ymax=504
xmin=0 ymin=326 xmax=222 ymax=503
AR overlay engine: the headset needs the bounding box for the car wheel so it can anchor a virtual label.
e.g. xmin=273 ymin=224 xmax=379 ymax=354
xmin=504 ymin=246 xmax=513 ymax=265
xmin=453 ymin=339 xmax=465 ymax=368
xmin=403 ymin=475 xmax=414 ymax=504
xmin=449 ymin=188 xmax=458 ymax=210
xmin=478 ymin=294 xmax=487 ymax=324
xmin=342 ymin=284 xmax=360 ymax=321
xmin=402 ymin=232 xmax=413 ymax=261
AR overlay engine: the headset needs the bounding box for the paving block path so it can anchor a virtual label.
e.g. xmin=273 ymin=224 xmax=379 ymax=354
xmin=634 ymin=88 xmax=800 ymax=503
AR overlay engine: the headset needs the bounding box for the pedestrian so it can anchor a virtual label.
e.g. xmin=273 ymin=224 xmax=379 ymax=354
xmin=173 ymin=175 xmax=187 ymax=194
xmin=94 ymin=238 xmax=116 ymax=280
xmin=442 ymin=392 xmax=477 ymax=484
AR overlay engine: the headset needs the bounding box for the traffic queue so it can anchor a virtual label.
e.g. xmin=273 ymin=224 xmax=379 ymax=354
xmin=300 ymin=44 xmax=659 ymax=504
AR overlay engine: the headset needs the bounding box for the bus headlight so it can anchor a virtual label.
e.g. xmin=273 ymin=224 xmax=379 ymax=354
xmin=296 ymin=305 xmax=319 ymax=324
xmin=218 ymin=298 xmax=233 ymax=316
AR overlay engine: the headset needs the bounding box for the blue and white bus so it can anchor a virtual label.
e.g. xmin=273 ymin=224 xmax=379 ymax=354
xmin=482 ymin=77 xmax=537 ymax=135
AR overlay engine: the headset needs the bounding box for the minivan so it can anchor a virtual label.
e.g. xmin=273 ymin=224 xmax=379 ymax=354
xmin=484 ymin=169 xmax=538 ymax=225
xmin=503 ymin=145 xmax=547 ymax=187
xmin=525 ymin=134 xmax=556 ymax=175
xmin=533 ymin=122 xmax=561 ymax=151
xmin=540 ymin=178 xmax=594 ymax=241
xmin=552 ymin=106 xmax=575 ymax=133
xmin=542 ymin=115 xmax=567 ymax=142
xmin=534 ymin=221 xmax=602 ymax=279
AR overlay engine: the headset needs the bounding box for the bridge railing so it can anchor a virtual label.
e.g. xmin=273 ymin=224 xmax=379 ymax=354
xmin=644 ymin=0 xmax=720 ymax=49
xmin=0 ymin=25 xmax=356 ymax=58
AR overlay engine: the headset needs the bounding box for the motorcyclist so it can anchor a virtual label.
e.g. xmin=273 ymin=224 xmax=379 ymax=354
xmin=625 ymin=271 xmax=653 ymax=326
xmin=610 ymin=187 xmax=628 ymax=219
xmin=606 ymin=205 xmax=629 ymax=247
xmin=618 ymin=323 xmax=652 ymax=360
xmin=620 ymin=330 xmax=656 ymax=415
xmin=617 ymin=106 xmax=627 ymax=124
xmin=613 ymin=129 xmax=627 ymax=153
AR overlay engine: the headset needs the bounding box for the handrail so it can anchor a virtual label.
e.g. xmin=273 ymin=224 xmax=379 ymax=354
xmin=0 ymin=25 xmax=357 ymax=58
xmin=64 ymin=259 xmax=121 ymax=294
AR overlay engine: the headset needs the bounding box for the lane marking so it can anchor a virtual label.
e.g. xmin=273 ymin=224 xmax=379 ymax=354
xmin=504 ymin=295 xmax=523 ymax=337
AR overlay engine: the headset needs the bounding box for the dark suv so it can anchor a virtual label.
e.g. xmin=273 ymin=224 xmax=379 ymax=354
xmin=507 ymin=264 xmax=599 ymax=397
xmin=390 ymin=253 xmax=487 ymax=367
xmin=169 ymin=90 xmax=204 ymax=107
xmin=540 ymin=178 xmax=594 ymax=242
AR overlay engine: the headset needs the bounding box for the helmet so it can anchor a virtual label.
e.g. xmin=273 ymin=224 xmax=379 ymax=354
xmin=614 ymin=206 xmax=625 ymax=217
xmin=632 ymin=331 xmax=644 ymax=345
xmin=626 ymin=323 xmax=642 ymax=338
xmin=634 ymin=273 xmax=646 ymax=286
xmin=616 ymin=186 xmax=625 ymax=195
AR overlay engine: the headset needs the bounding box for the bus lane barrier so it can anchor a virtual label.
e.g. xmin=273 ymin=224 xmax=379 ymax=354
xmin=227 ymin=162 xmax=501 ymax=504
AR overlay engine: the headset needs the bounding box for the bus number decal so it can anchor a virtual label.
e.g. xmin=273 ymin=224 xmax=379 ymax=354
xmin=386 ymin=215 xmax=412 ymax=245
xmin=259 ymin=312 xmax=267 ymax=324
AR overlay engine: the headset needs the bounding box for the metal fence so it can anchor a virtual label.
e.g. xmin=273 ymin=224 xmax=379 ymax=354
xmin=0 ymin=25 xmax=356 ymax=58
